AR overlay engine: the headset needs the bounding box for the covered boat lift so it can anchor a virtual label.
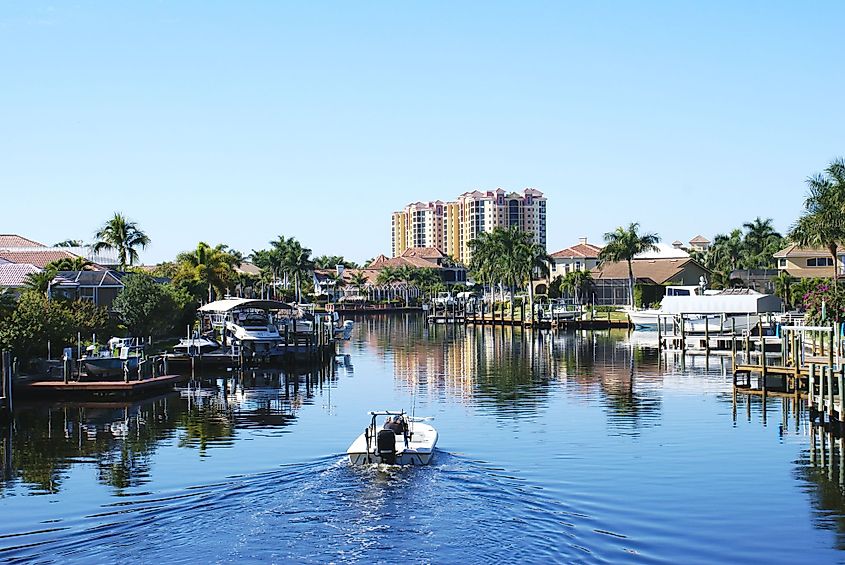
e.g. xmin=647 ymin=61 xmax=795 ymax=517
xmin=661 ymin=290 xmax=783 ymax=315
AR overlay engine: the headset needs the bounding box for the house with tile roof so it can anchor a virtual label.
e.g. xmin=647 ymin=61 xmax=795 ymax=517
xmin=0 ymin=250 xmax=91 ymax=269
xmin=590 ymin=257 xmax=710 ymax=306
xmin=0 ymin=263 xmax=42 ymax=293
xmin=547 ymin=238 xmax=602 ymax=278
xmin=0 ymin=235 xmax=47 ymax=249
xmin=773 ymin=244 xmax=845 ymax=279
xmin=688 ymin=235 xmax=711 ymax=252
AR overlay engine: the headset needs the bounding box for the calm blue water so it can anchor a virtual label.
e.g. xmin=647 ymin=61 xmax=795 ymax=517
xmin=1 ymin=314 xmax=844 ymax=563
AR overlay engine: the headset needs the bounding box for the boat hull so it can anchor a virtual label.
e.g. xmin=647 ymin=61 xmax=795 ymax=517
xmin=82 ymin=357 xmax=140 ymax=378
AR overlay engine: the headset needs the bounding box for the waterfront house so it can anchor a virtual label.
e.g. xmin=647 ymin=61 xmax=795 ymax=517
xmin=0 ymin=233 xmax=112 ymax=269
xmin=591 ymin=244 xmax=711 ymax=306
xmin=688 ymin=235 xmax=711 ymax=252
xmin=547 ymin=238 xmax=602 ymax=277
xmin=773 ymin=244 xmax=845 ymax=278
xmin=52 ymin=270 xmax=126 ymax=308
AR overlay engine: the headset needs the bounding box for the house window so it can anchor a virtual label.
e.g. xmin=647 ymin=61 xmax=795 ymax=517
xmin=778 ymin=259 xmax=786 ymax=268
xmin=807 ymin=257 xmax=834 ymax=267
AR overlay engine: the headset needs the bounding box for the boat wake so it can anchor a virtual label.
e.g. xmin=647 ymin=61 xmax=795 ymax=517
xmin=0 ymin=452 xmax=631 ymax=564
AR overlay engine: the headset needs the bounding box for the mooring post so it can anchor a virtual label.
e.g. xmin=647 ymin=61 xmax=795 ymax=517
xmin=829 ymin=324 xmax=835 ymax=371
xmin=680 ymin=314 xmax=686 ymax=350
xmin=657 ymin=315 xmax=663 ymax=349
xmin=744 ymin=333 xmax=751 ymax=365
xmin=828 ymin=364 xmax=836 ymax=423
xmin=809 ymin=364 xmax=816 ymax=416
xmin=705 ymin=316 xmax=710 ymax=353
xmin=761 ymin=338 xmax=768 ymax=395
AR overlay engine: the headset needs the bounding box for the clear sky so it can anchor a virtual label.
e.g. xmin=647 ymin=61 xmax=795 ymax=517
xmin=1 ymin=1 xmax=843 ymax=264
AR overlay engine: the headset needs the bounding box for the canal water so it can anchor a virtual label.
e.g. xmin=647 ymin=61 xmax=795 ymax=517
xmin=1 ymin=314 xmax=844 ymax=563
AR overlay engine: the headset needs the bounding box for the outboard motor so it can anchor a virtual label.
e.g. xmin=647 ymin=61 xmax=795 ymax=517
xmin=376 ymin=429 xmax=397 ymax=464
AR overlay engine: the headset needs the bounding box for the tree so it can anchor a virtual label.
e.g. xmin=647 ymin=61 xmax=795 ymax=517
xmin=598 ymin=223 xmax=660 ymax=308
xmin=789 ymin=158 xmax=845 ymax=285
xmin=93 ymin=213 xmax=150 ymax=269
xmin=0 ymin=291 xmax=111 ymax=361
xmin=314 ymin=255 xmax=359 ymax=269
xmin=560 ymin=270 xmax=593 ymax=305
xmin=0 ymin=287 xmax=17 ymax=318
xmin=53 ymin=239 xmax=83 ymax=248
xmin=772 ymin=271 xmax=795 ymax=310
xmin=23 ymin=269 xmax=57 ymax=297
xmin=46 ymin=256 xmax=93 ymax=272
xmin=349 ymin=271 xmax=369 ymax=296
xmin=468 ymin=230 xmax=506 ymax=309
xmin=707 ymin=229 xmax=744 ymax=274
xmin=174 ymin=242 xmax=239 ymax=303
xmin=742 ymin=217 xmax=783 ymax=269
xmin=112 ymin=274 xmax=196 ymax=337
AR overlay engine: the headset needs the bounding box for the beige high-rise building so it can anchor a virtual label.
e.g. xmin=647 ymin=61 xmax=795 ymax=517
xmin=391 ymin=188 xmax=546 ymax=264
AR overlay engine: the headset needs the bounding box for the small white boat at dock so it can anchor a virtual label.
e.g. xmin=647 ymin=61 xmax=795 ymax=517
xmin=347 ymin=411 xmax=438 ymax=466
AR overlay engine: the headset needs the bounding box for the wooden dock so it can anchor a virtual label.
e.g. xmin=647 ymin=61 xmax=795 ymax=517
xmin=17 ymin=374 xmax=183 ymax=399
xmin=731 ymin=324 xmax=845 ymax=430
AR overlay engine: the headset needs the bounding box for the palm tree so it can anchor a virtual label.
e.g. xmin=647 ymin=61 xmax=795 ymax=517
xmin=468 ymin=231 xmax=506 ymax=309
xmin=0 ymin=287 xmax=18 ymax=317
xmin=772 ymin=271 xmax=795 ymax=310
xmin=708 ymin=229 xmax=744 ymax=274
xmin=175 ymin=242 xmax=238 ymax=303
xmin=560 ymin=270 xmax=593 ymax=305
xmin=93 ymin=213 xmax=150 ymax=269
xmin=598 ymin=223 xmax=660 ymax=308
xmin=742 ymin=217 xmax=783 ymax=269
xmin=24 ymin=269 xmax=57 ymax=298
xmin=46 ymin=256 xmax=92 ymax=272
xmin=349 ymin=271 xmax=369 ymax=293
xmin=53 ymin=239 xmax=83 ymax=248
xmin=323 ymin=271 xmax=346 ymax=302
xmin=789 ymin=158 xmax=845 ymax=285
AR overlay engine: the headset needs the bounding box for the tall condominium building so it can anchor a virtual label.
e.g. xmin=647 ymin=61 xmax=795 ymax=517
xmin=391 ymin=188 xmax=546 ymax=263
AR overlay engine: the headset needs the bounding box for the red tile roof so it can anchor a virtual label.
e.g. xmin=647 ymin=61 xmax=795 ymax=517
xmin=0 ymin=234 xmax=46 ymax=249
xmin=0 ymin=250 xmax=84 ymax=269
xmin=549 ymin=242 xmax=602 ymax=259
xmin=0 ymin=263 xmax=41 ymax=287
xmin=689 ymin=235 xmax=711 ymax=244
xmin=400 ymin=247 xmax=445 ymax=260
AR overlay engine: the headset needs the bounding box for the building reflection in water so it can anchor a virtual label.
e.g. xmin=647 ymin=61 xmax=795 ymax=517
xmin=357 ymin=315 xmax=666 ymax=433
xmin=0 ymin=366 xmax=336 ymax=495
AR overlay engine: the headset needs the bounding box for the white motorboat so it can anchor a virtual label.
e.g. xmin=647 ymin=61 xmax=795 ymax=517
xmin=625 ymin=308 xmax=663 ymax=329
xmin=347 ymin=411 xmax=438 ymax=466
xmin=172 ymin=335 xmax=220 ymax=355
xmin=198 ymin=298 xmax=291 ymax=355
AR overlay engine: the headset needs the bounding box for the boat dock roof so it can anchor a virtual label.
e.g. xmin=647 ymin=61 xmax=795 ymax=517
xmin=198 ymin=298 xmax=294 ymax=313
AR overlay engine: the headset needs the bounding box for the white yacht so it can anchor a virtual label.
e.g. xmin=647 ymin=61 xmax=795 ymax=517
xmin=347 ymin=411 xmax=438 ymax=466
xmin=197 ymin=298 xmax=293 ymax=355
xmin=627 ymin=285 xmax=783 ymax=333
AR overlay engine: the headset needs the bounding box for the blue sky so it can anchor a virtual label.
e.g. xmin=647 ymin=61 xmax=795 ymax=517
xmin=1 ymin=1 xmax=843 ymax=264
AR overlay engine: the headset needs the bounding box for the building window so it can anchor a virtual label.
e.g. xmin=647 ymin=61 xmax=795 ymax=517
xmin=807 ymin=257 xmax=834 ymax=267
xmin=778 ymin=258 xmax=786 ymax=268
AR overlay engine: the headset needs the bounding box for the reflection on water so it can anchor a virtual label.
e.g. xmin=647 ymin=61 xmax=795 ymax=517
xmin=1 ymin=367 xmax=336 ymax=495
xmin=1 ymin=314 xmax=845 ymax=563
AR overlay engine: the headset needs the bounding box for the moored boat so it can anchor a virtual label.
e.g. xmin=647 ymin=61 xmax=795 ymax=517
xmin=81 ymin=337 xmax=144 ymax=378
